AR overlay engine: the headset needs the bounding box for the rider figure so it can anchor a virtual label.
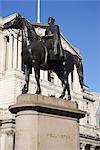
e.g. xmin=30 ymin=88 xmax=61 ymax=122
xmin=43 ymin=17 xmax=63 ymax=66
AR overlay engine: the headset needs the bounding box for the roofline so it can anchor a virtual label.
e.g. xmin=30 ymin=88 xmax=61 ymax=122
xmin=2 ymin=13 xmax=18 ymax=20
xmin=60 ymin=33 xmax=82 ymax=59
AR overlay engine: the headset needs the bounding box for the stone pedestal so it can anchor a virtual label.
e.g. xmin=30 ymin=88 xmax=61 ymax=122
xmin=9 ymin=94 xmax=85 ymax=150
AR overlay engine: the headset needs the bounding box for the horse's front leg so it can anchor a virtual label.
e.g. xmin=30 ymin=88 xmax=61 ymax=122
xmin=34 ymin=63 xmax=41 ymax=94
xmin=22 ymin=65 xmax=30 ymax=94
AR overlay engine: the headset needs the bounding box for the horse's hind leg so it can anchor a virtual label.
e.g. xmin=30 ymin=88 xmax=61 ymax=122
xmin=59 ymin=79 xmax=71 ymax=100
xmin=34 ymin=63 xmax=41 ymax=94
xmin=66 ymin=81 xmax=71 ymax=100
xmin=59 ymin=63 xmax=71 ymax=100
xmin=22 ymin=65 xmax=30 ymax=94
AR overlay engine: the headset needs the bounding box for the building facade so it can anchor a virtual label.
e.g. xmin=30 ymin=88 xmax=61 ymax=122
xmin=0 ymin=13 xmax=100 ymax=150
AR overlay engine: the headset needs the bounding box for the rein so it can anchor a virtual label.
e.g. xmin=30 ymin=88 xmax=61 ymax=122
xmin=4 ymin=17 xmax=42 ymax=44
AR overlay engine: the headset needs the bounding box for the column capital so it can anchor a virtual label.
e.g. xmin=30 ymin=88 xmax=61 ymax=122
xmin=90 ymin=145 xmax=96 ymax=150
xmin=80 ymin=143 xmax=86 ymax=147
xmin=1 ymin=128 xmax=14 ymax=135
xmin=80 ymin=143 xmax=86 ymax=150
xmin=6 ymin=129 xmax=15 ymax=136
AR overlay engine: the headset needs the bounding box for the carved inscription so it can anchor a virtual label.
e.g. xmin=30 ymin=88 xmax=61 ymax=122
xmin=15 ymin=129 xmax=24 ymax=137
xmin=47 ymin=133 xmax=70 ymax=140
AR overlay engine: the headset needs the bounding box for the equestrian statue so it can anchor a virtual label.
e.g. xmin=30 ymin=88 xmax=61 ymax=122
xmin=3 ymin=14 xmax=83 ymax=100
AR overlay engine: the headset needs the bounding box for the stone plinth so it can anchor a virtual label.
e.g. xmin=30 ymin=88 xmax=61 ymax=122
xmin=9 ymin=94 xmax=85 ymax=150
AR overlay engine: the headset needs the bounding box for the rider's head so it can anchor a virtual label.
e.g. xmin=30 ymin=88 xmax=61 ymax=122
xmin=48 ymin=17 xmax=55 ymax=25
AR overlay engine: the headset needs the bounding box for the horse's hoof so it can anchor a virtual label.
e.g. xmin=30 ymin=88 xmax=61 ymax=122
xmin=59 ymin=95 xmax=64 ymax=99
xmin=35 ymin=91 xmax=41 ymax=94
xmin=50 ymin=95 xmax=55 ymax=97
xmin=68 ymin=95 xmax=71 ymax=100
xmin=22 ymin=89 xmax=28 ymax=94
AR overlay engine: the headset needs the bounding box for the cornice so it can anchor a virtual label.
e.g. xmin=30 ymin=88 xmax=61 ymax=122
xmin=82 ymin=91 xmax=95 ymax=102
xmin=80 ymin=133 xmax=100 ymax=141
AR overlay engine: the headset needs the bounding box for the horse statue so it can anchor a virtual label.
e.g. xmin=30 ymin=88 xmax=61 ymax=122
xmin=3 ymin=14 xmax=83 ymax=100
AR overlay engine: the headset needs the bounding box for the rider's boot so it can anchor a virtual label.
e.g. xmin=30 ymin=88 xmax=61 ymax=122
xmin=54 ymin=40 xmax=58 ymax=56
xmin=41 ymin=46 xmax=48 ymax=68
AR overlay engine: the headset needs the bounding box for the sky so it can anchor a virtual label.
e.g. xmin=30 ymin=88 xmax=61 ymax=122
xmin=0 ymin=0 xmax=100 ymax=93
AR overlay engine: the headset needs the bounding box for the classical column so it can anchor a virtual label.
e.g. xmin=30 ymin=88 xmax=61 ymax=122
xmin=0 ymin=30 xmax=3 ymax=77
xmin=73 ymin=65 xmax=77 ymax=92
xmin=68 ymin=73 xmax=72 ymax=91
xmin=80 ymin=143 xmax=86 ymax=150
xmin=8 ymin=34 xmax=13 ymax=70
xmin=13 ymin=33 xmax=18 ymax=69
xmin=2 ymin=36 xmax=8 ymax=72
xmin=6 ymin=130 xmax=14 ymax=150
xmin=40 ymin=70 xmax=44 ymax=80
xmin=44 ymin=71 xmax=48 ymax=81
xmin=0 ymin=132 xmax=7 ymax=150
xmin=90 ymin=145 xmax=96 ymax=150
xmin=18 ymin=34 xmax=22 ymax=70
xmin=73 ymin=65 xmax=81 ymax=93
xmin=54 ymin=73 xmax=59 ymax=85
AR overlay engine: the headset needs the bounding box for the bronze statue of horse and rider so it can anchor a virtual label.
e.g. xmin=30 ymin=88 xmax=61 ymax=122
xmin=3 ymin=14 xmax=83 ymax=100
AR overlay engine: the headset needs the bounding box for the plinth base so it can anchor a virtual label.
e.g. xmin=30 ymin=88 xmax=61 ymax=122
xmin=9 ymin=94 xmax=85 ymax=150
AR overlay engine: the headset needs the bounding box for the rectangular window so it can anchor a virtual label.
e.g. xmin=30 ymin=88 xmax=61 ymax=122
xmin=87 ymin=114 xmax=90 ymax=124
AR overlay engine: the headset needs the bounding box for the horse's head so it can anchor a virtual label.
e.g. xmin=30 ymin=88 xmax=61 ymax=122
xmin=3 ymin=14 xmax=23 ymax=30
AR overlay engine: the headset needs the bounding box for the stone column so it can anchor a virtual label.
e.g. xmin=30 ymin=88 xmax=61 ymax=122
xmin=90 ymin=145 xmax=96 ymax=150
xmin=0 ymin=30 xmax=3 ymax=77
xmin=40 ymin=70 xmax=44 ymax=80
xmin=18 ymin=33 xmax=22 ymax=70
xmin=73 ymin=65 xmax=77 ymax=92
xmin=80 ymin=143 xmax=86 ymax=150
xmin=13 ymin=33 xmax=18 ymax=69
xmin=0 ymin=132 xmax=7 ymax=150
xmin=7 ymin=130 xmax=14 ymax=150
xmin=1 ymin=36 xmax=7 ymax=74
xmin=8 ymin=34 xmax=13 ymax=70
xmin=44 ymin=71 xmax=48 ymax=81
xmin=9 ymin=94 xmax=85 ymax=150
xmin=68 ymin=73 xmax=72 ymax=91
xmin=73 ymin=65 xmax=81 ymax=93
xmin=0 ymin=119 xmax=15 ymax=150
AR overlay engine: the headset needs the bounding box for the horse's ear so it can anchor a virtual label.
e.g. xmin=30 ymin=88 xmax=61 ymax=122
xmin=16 ymin=13 xmax=22 ymax=19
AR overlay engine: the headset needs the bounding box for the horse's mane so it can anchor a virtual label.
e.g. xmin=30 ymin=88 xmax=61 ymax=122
xmin=20 ymin=16 xmax=39 ymax=39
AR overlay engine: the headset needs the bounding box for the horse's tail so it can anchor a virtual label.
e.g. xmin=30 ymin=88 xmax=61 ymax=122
xmin=73 ymin=55 xmax=84 ymax=89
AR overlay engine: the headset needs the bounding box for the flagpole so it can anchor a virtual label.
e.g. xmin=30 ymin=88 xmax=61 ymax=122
xmin=37 ymin=0 xmax=40 ymax=23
